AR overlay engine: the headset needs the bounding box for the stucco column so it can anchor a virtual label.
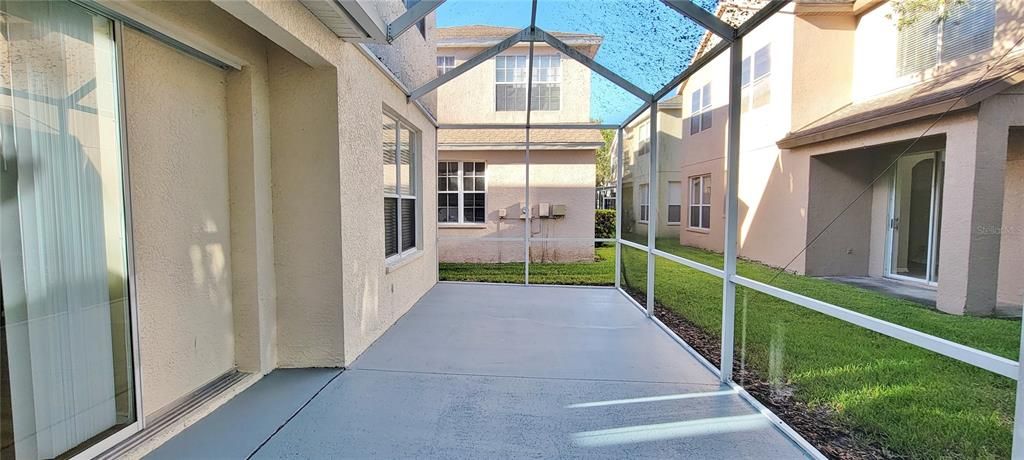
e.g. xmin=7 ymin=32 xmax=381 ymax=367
xmin=936 ymin=103 xmax=1009 ymax=315
xmin=227 ymin=64 xmax=278 ymax=373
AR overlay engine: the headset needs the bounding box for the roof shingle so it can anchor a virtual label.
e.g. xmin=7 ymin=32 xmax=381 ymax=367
xmin=439 ymin=128 xmax=606 ymax=149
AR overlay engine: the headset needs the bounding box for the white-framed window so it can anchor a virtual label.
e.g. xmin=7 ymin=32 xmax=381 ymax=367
xmin=689 ymin=82 xmax=712 ymax=134
xmin=437 ymin=55 xmax=455 ymax=77
xmin=896 ymin=1 xmax=996 ymax=76
xmin=637 ymin=120 xmax=650 ymax=156
xmin=495 ymin=54 xmax=561 ymax=111
xmin=531 ymin=54 xmax=561 ymax=111
xmin=639 ymin=183 xmax=650 ymax=223
xmin=741 ymin=44 xmax=771 ymax=112
xmin=667 ymin=181 xmax=683 ymax=224
xmin=383 ymin=113 xmax=420 ymax=259
xmin=438 ymin=161 xmax=486 ymax=224
xmin=688 ymin=175 xmax=711 ymax=230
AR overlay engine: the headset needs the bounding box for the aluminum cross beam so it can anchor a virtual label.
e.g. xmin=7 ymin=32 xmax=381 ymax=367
xmin=387 ymin=0 xmax=446 ymax=42
xmin=661 ymin=0 xmax=735 ymax=41
xmin=410 ymin=27 xmax=529 ymax=100
xmin=534 ymin=28 xmax=653 ymax=102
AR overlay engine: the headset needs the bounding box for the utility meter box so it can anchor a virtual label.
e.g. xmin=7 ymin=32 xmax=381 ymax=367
xmin=537 ymin=203 xmax=551 ymax=218
xmin=551 ymin=204 xmax=567 ymax=217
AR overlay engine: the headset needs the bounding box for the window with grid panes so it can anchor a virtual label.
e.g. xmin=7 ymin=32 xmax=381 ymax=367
xmin=495 ymin=54 xmax=561 ymax=111
xmin=383 ymin=113 xmax=419 ymax=258
xmin=437 ymin=161 xmax=486 ymax=224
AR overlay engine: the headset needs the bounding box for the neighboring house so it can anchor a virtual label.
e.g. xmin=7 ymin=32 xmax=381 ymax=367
xmin=0 ymin=1 xmax=438 ymax=457
xmin=676 ymin=0 xmax=1023 ymax=315
xmin=435 ymin=26 xmax=605 ymax=263
xmin=611 ymin=95 xmax=685 ymax=238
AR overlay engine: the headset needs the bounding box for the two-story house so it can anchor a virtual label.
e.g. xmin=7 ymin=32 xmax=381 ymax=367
xmin=612 ymin=96 xmax=686 ymax=240
xmin=435 ymin=26 xmax=606 ymax=263
xmin=676 ymin=0 xmax=1023 ymax=316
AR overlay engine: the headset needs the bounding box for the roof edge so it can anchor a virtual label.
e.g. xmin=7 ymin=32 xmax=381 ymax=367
xmin=778 ymin=73 xmax=1022 ymax=149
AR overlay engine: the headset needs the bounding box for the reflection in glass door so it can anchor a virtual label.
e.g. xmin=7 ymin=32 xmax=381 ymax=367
xmin=887 ymin=151 xmax=941 ymax=283
xmin=0 ymin=2 xmax=137 ymax=458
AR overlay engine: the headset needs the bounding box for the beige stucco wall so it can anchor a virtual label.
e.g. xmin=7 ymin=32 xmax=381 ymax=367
xmin=676 ymin=7 xmax=804 ymax=268
xmin=791 ymin=14 xmax=855 ymax=129
xmin=113 ymin=0 xmax=440 ymax=420
xmin=622 ymin=105 xmax=684 ymax=239
xmin=215 ymin=0 xmax=439 ymax=364
xmin=1000 ymin=127 xmax=1024 ymax=306
xmin=268 ymin=47 xmax=344 ymax=367
xmin=123 ymin=27 xmax=236 ymax=415
xmin=435 ymin=43 xmax=592 ymax=124
xmin=438 ymin=149 xmax=595 ymax=262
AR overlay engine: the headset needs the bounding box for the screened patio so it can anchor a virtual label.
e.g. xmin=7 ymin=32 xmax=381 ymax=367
xmin=125 ymin=0 xmax=1022 ymax=458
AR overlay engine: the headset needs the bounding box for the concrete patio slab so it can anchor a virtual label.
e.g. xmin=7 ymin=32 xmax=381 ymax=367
xmin=350 ymin=283 xmax=721 ymax=386
xmin=255 ymin=370 xmax=807 ymax=459
xmin=148 ymin=283 xmax=810 ymax=459
xmin=145 ymin=368 xmax=341 ymax=460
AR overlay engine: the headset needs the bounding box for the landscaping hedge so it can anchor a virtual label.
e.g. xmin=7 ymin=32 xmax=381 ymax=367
xmin=595 ymin=209 xmax=615 ymax=244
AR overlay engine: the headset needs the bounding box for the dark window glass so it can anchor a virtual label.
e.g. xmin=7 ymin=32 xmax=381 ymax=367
xmin=385 ymin=198 xmax=398 ymax=256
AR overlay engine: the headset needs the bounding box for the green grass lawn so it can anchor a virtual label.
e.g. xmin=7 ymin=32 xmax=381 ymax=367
xmin=440 ymin=237 xmax=1021 ymax=459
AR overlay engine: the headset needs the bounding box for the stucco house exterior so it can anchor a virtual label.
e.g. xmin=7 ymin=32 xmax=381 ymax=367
xmin=612 ymin=95 xmax=685 ymax=238
xmin=435 ymin=26 xmax=606 ymax=263
xmin=674 ymin=0 xmax=1023 ymax=315
xmin=0 ymin=1 xmax=440 ymax=457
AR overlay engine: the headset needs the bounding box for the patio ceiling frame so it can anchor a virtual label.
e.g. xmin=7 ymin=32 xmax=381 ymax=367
xmin=426 ymin=1 xmax=1024 ymax=456
xmin=388 ymin=0 xmax=445 ymax=42
xmin=409 ymin=29 xmax=652 ymax=104
xmin=661 ymin=0 xmax=735 ymax=42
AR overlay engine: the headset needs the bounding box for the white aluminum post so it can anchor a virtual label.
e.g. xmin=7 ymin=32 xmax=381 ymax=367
xmin=720 ymin=37 xmax=743 ymax=382
xmin=1014 ymin=293 xmax=1024 ymax=458
xmin=645 ymin=102 xmax=659 ymax=317
xmin=524 ymin=125 xmax=531 ymax=284
xmin=614 ymin=128 xmax=624 ymax=289
xmin=523 ymin=31 xmax=536 ymax=284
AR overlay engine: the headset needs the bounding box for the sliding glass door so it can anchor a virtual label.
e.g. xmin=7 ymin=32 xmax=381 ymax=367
xmin=1 ymin=2 xmax=137 ymax=458
xmin=887 ymin=151 xmax=941 ymax=283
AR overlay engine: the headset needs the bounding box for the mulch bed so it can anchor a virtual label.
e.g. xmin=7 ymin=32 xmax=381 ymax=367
xmin=625 ymin=289 xmax=897 ymax=459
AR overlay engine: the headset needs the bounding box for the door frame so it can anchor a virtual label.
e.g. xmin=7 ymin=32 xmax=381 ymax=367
xmin=883 ymin=150 xmax=943 ymax=286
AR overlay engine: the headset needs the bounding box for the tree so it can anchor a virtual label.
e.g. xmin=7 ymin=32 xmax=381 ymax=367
xmin=595 ymin=128 xmax=615 ymax=186
xmin=890 ymin=0 xmax=965 ymax=29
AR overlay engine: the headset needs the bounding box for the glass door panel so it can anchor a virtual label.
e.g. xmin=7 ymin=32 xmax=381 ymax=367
xmin=0 ymin=2 xmax=136 ymax=458
xmin=888 ymin=152 xmax=938 ymax=282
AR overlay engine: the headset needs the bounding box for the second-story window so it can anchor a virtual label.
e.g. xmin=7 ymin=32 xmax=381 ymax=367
xmin=741 ymin=44 xmax=771 ymax=112
xmin=437 ymin=56 xmax=455 ymax=77
xmin=637 ymin=120 xmax=650 ymax=156
xmin=495 ymin=54 xmax=561 ymax=111
xmin=531 ymin=55 xmax=561 ymax=111
xmin=689 ymin=83 xmax=712 ymax=135
xmin=896 ymin=1 xmax=996 ymax=76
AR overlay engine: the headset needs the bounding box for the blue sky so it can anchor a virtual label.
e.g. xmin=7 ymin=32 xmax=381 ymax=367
xmin=435 ymin=0 xmax=715 ymax=123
